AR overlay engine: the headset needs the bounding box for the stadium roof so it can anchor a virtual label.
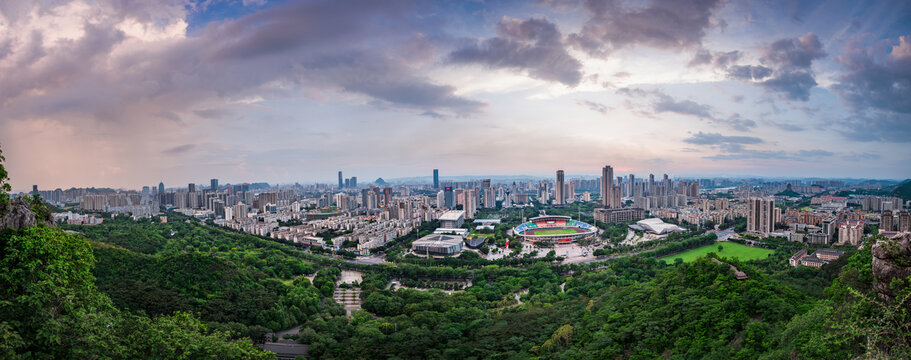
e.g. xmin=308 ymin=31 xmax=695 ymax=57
xmin=631 ymin=218 xmax=686 ymax=234
xmin=413 ymin=234 xmax=463 ymax=246
xmin=440 ymin=210 xmax=465 ymax=221
xmin=530 ymin=215 xmax=572 ymax=221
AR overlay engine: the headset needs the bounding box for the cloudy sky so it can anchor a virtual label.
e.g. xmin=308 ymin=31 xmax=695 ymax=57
xmin=1 ymin=0 xmax=909 ymax=191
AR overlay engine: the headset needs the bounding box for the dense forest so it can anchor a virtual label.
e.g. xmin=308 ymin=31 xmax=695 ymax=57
xmin=41 ymin=214 xmax=911 ymax=359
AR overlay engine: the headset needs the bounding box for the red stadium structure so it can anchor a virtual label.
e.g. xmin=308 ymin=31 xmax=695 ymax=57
xmin=513 ymin=215 xmax=597 ymax=243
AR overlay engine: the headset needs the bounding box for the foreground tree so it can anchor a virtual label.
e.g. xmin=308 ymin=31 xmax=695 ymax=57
xmin=0 ymin=226 xmax=273 ymax=359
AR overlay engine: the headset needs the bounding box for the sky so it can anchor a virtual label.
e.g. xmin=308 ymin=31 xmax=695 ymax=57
xmin=0 ymin=0 xmax=909 ymax=191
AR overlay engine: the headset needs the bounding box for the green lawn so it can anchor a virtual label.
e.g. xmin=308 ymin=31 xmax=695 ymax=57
xmin=659 ymin=241 xmax=775 ymax=263
xmin=533 ymin=229 xmax=578 ymax=236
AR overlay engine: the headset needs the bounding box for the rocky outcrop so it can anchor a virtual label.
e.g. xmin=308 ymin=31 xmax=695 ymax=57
xmin=0 ymin=197 xmax=40 ymax=230
xmin=872 ymin=232 xmax=911 ymax=301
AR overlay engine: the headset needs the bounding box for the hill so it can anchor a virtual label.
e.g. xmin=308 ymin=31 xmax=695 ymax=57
xmin=891 ymin=179 xmax=911 ymax=201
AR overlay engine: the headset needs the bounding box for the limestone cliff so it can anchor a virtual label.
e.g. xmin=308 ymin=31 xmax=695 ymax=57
xmin=872 ymin=232 xmax=911 ymax=301
xmin=0 ymin=197 xmax=52 ymax=230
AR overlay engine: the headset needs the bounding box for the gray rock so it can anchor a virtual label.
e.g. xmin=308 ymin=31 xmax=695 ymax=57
xmin=0 ymin=197 xmax=38 ymax=230
xmin=872 ymin=232 xmax=911 ymax=301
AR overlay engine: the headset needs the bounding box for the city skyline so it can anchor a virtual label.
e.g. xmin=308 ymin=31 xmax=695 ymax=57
xmin=1 ymin=0 xmax=910 ymax=191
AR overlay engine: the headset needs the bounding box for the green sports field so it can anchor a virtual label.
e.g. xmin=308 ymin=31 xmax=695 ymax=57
xmin=659 ymin=241 xmax=775 ymax=263
xmin=531 ymin=229 xmax=578 ymax=236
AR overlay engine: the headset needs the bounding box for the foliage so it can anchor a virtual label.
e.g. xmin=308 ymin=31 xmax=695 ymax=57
xmin=0 ymin=226 xmax=272 ymax=359
xmin=0 ymin=146 xmax=9 ymax=211
xmin=68 ymin=214 xmax=322 ymax=333
xmin=890 ymin=179 xmax=911 ymax=201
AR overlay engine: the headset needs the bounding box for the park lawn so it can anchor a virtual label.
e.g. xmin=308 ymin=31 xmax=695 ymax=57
xmin=469 ymin=233 xmax=493 ymax=238
xmin=659 ymin=241 xmax=775 ymax=263
xmin=534 ymin=228 xmax=578 ymax=236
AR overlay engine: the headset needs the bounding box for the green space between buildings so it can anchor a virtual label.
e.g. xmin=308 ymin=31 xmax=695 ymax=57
xmin=659 ymin=241 xmax=775 ymax=263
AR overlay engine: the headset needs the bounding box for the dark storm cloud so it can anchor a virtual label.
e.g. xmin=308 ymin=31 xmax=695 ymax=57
xmin=721 ymin=114 xmax=758 ymax=132
xmin=758 ymin=70 xmax=818 ymax=101
xmin=568 ymin=0 xmax=725 ymax=57
xmin=688 ymin=49 xmax=742 ymax=68
xmin=836 ymin=113 xmax=911 ymax=143
xmin=726 ymin=65 xmax=772 ymax=81
xmin=0 ymin=22 xmax=125 ymax=108
xmin=193 ymin=109 xmax=233 ymax=119
xmin=448 ymin=17 xmax=583 ymax=86
xmin=684 ymin=132 xmax=834 ymax=161
xmin=653 ymin=94 xmax=713 ymax=119
xmin=767 ymin=121 xmax=806 ymax=132
xmin=831 ymin=36 xmax=911 ymax=143
xmin=704 ymin=148 xmax=834 ymax=160
xmin=576 ymin=99 xmax=611 ymax=114
xmin=619 ymin=88 xmax=757 ymax=131
xmin=723 ymin=33 xmax=826 ymax=101
xmin=0 ymin=0 xmax=484 ymax=123
xmin=163 ymin=144 xmax=196 ymax=155
xmin=761 ymin=33 xmax=826 ymax=69
xmin=683 ymin=132 xmax=764 ymax=145
xmin=834 ymin=36 xmax=911 ymax=114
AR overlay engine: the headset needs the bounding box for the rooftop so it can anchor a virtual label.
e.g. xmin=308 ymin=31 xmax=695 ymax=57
xmin=439 ymin=210 xmax=465 ymax=221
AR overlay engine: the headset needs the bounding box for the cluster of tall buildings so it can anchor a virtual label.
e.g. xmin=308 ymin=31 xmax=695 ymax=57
xmin=337 ymin=171 xmax=358 ymax=189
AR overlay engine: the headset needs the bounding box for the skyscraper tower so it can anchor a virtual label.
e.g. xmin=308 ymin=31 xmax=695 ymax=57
xmin=338 ymin=171 xmax=344 ymax=189
xmin=188 ymin=183 xmax=196 ymax=193
xmin=444 ymin=186 xmax=454 ymax=208
xmin=555 ymin=170 xmax=565 ymax=205
xmin=602 ymin=165 xmax=614 ymax=208
xmin=433 ymin=169 xmax=439 ymax=189
xmin=629 ymin=174 xmax=635 ymax=197
xmin=210 ymin=178 xmax=218 ymax=191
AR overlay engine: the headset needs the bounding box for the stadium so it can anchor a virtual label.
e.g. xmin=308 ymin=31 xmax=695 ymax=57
xmin=514 ymin=215 xmax=598 ymax=243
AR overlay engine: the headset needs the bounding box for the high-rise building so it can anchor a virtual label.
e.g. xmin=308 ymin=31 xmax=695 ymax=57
xmin=463 ymin=189 xmax=476 ymax=219
xmin=839 ymin=221 xmax=864 ymax=246
xmin=899 ymin=211 xmax=911 ymax=232
xmin=234 ymin=202 xmax=247 ymax=219
xmin=158 ymin=182 xmax=165 ymax=200
xmin=687 ymin=182 xmax=699 ymax=197
xmin=747 ymin=198 xmax=776 ymax=235
xmin=210 ymin=178 xmax=218 ymax=191
xmin=882 ymin=210 xmax=894 ymax=232
xmin=482 ymin=179 xmax=494 ymax=208
xmin=602 ymin=165 xmax=614 ymax=208
xmin=188 ymin=183 xmax=196 ymax=193
xmin=338 ymin=171 xmax=343 ymax=189
xmin=433 ymin=169 xmax=439 ymax=189
xmin=555 ymin=170 xmax=565 ymax=205
xmin=383 ymin=187 xmax=392 ymax=208
xmin=350 ymin=177 xmax=357 ymax=188
xmin=444 ymin=186 xmax=454 ymax=209
xmin=628 ymin=174 xmax=635 ymax=197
